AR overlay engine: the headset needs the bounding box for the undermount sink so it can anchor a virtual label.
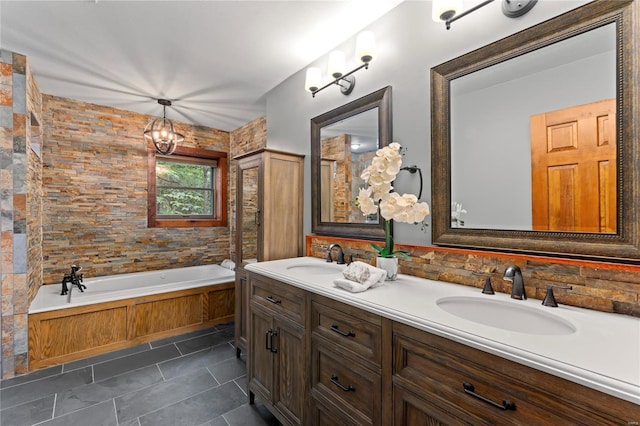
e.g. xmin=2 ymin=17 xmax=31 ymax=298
xmin=436 ymin=296 xmax=576 ymax=335
xmin=285 ymin=262 xmax=345 ymax=275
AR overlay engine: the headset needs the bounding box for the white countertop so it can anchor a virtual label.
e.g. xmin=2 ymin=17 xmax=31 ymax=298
xmin=245 ymin=256 xmax=640 ymax=405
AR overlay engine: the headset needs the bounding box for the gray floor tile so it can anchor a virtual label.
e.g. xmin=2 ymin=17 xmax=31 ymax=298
xmin=0 ymin=365 xmax=62 ymax=389
xmin=158 ymin=343 xmax=235 ymax=380
xmin=175 ymin=328 xmax=234 ymax=355
xmin=234 ymin=376 xmax=248 ymax=396
xmin=63 ymin=342 xmax=151 ymax=372
xmin=93 ymin=344 xmax=180 ymax=382
xmin=138 ymin=381 xmax=246 ymax=426
xmin=37 ymin=400 xmax=117 ymax=426
xmin=0 ymin=394 xmax=54 ymax=426
xmin=209 ymin=357 xmax=247 ymax=384
xmin=55 ymin=365 xmax=163 ymax=417
xmin=223 ymin=403 xmax=281 ymax=426
xmin=115 ymin=368 xmax=217 ymax=424
xmin=150 ymin=327 xmax=218 ymax=348
xmin=213 ymin=322 xmax=234 ymax=332
xmin=200 ymin=416 xmax=229 ymax=426
xmin=0 ymin=367 xmax=93 ymax=409
xmin=119 ymin=418 xmax=141 ymax=426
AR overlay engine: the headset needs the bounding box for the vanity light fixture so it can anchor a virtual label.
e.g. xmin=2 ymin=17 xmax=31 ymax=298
xmin=305 ymin=31 xmax=376 ymax=98
xmin=143 ymin=99 xmax=184 ymax=155
xmin=433 ymin=0 xmax=537 ymax=30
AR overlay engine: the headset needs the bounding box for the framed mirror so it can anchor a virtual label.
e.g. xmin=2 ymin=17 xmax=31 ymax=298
xmin=431 ymin=0 xmax=639 ymax=262
xmin=311 ymin=86 xmax=392 ymax=239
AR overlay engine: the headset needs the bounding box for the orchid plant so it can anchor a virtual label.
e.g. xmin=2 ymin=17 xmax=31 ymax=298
xmin=451 ymin=202 xmax=467 ymax=227
xmin=356 ymin=142 xmax=430 ymax=259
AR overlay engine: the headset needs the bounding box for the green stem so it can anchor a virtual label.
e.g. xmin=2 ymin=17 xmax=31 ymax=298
xmin=384 ymin=220 xmax=394 ymax=257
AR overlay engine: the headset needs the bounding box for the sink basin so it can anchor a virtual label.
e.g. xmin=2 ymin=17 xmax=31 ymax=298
xmin=285 ymin=263 xmax=345 ymax=275
xmin=436 ymin=296 xmax=576 ymax=335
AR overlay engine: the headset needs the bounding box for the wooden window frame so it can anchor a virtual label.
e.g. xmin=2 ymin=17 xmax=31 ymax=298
xmin=148 ymin=143 xmax=228 ymax=228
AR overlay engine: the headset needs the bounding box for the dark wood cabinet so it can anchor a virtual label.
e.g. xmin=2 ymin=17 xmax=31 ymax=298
xmin=245 ymin=272 xmax=640 ymax=425
xmin=309 ymin=294 xmax=392 ymax=426
xmin=392 ymin=321 xmax=640 ymax=425
xmin=247 ymin=273 xmax=307 ymax=426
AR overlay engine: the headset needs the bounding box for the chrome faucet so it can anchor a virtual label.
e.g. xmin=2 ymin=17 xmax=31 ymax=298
xmin=503 ymin=265 xmax=526 ymax=300
xmin=326 ymin=243 xmax=346 ymax=264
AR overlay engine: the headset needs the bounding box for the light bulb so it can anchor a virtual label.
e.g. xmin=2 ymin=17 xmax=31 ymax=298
xmin=305 ymin=67 xmax=322 ymax=92
xmin=432 ymin=0 xmax=463 ymax=22
xmin=328 ymin=51 xmax=347 ymax=79
xmin=355 ymin=31 xmax=376 ymax=64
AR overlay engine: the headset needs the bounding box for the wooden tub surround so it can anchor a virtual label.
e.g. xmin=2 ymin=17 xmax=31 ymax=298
xmin=28 ymin=283 xmax=234 ymax=369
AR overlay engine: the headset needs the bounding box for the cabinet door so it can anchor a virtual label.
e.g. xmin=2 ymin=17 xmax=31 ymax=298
xmin=272 ymin=315 xmax=306 ymax=426
xmin=394 ymin=385 xmax=465 ymax=426
xmin=249 ymin=303 xmax=274 ymax=403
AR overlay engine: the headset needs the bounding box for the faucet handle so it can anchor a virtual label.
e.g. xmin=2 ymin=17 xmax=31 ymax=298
xmin=542 ymin=284 xmax=572 ymax=307
xmin=481 ymin=276 xmax=495 ymax=295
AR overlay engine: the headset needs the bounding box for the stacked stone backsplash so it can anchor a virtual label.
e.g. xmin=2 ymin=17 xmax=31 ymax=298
xmin=41 ymin=95 xmax=231 ymax=286
xmin=307 ymin=235 xmax=640 ymax=318
xmin=229 ymin=116 xmax=266 ymax=262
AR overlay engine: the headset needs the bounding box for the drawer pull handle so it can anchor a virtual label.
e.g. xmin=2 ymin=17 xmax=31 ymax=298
xmin=463 ymin=382 xmax=516 ymax=411
xmin=266 ymin=296 xmax=282 ymax=304
xmin=265 ymin=329 xmax=278 ymax=353
xmin=330 ymin=324 xmax=355 ymax=337
xmin=331 ymin=375 xmax=355 ymax=392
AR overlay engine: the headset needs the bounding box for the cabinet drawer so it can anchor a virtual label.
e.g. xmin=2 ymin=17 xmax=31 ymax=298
xmin=393 ymin=322 xmax=639 ymax=425
xmin=311 ymin=295 xmax=382 ymax=367
xmin=249 ymin=274 xmax=305 ymax=325
xmin=311 ymin=343 xmax=381 ymax=426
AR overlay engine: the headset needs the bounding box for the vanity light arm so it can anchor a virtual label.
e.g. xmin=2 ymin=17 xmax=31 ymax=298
xmin=311 ymin=62 xmax=369 ymax=98
xmin=446 ymin=0 xmax=495 ymax=30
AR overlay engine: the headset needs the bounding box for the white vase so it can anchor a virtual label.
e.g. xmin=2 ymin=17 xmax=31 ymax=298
xmin=376 ymin=256 xmax=398 ymax=281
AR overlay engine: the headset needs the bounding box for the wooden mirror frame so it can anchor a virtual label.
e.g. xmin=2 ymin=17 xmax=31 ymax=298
xmin=431 ymin=0 xmax=640 ymax=263
xmin=311 ymin=86 xmax=392 ymax=239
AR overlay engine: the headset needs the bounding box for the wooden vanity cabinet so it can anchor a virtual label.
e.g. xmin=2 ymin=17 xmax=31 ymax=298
xmin=309 ymin=294 xmax=392 ymax=426
xmin=234 ymin=149 xmax=304 ymax=356
xmin=248 ymin=273 xmax=307 ymax=426
xmin=244 ymin=273 xmax=639 ymax=425
xmin=392 ymin=322 xmax=640 ymax=425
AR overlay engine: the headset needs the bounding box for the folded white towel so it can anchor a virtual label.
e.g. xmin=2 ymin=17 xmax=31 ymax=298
xmin=334 ymin=262 xmax=387 ymax=293
xmin=221 ymin=259 xmax=236 ymax=271
xmin=342 ymin=261 xmax=371 ymax=283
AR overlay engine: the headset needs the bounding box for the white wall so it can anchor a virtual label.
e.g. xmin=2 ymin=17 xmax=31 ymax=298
xmin=264 ymin=0 xmax=590 ymax=248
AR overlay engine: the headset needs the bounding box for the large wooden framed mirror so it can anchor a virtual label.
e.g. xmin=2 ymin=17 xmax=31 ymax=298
xmin=311 ymin=86 xmax=392 ymax=239
xmin=431 ymin=0 xmax=639 ymax=262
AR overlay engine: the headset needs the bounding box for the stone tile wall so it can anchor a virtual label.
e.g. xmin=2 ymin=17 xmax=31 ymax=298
xmin=41 ymin=95 xmax=231 ymax=285
xmin=321 ymin=134 xmax=350 ymax=222
xmin=229 ymin=116 xmax=266 ymax=262
xmin=0 ymin=50 xmax=38 ymax=378
xmin=307 ymin=235 xmax=640 ymax=318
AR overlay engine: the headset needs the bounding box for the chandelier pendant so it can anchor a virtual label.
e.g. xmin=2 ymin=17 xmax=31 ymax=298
xmin=143 ymin=99 xmax=184 ymax=155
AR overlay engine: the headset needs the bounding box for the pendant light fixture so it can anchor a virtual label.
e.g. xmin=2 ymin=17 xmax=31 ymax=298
xmin=143 ymin=99 xmax=184 ymax=155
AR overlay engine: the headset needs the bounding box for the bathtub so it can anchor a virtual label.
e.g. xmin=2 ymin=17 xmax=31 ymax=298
xmin=29 ymin=264 xmax=236 ymax=313
xmin=28 ymin=264 xmax=236 ymax=370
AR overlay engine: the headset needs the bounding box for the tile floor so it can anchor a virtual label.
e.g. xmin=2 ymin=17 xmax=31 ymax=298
xmin=0 ymin=323 xmax=280 ymax=426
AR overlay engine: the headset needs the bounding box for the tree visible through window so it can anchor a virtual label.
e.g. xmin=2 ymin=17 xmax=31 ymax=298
xmin=148 ymin=145 xmax=227 ymax=228
xmin=156 ymin=159 xmax=215 ymax=216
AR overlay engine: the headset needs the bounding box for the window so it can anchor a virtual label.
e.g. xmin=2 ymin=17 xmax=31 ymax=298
xmin=148 ymin=145 xmax=227 ymax=228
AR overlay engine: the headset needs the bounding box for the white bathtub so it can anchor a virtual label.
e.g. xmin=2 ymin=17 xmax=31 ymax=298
xmin=29 ymin=264 xmax=236 ymax=314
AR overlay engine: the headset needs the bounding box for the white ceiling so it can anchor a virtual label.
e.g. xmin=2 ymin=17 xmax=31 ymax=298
xmin=0 ymin=0 xmax=403 ymax=131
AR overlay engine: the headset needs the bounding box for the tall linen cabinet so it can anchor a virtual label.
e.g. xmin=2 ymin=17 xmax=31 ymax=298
xmin=234 ymin=149 xmax=304 ymax=357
